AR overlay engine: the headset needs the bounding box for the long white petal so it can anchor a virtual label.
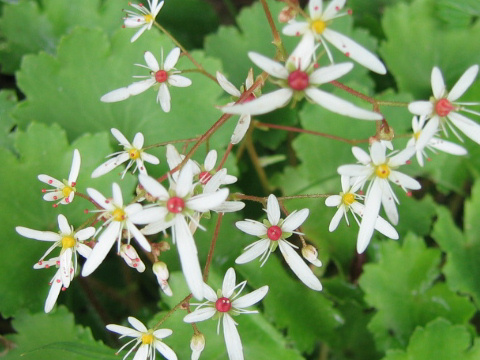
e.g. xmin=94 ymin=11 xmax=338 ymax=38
xmin=266 ymin=194 xmax=281 ymax=225
xmin=278 ymin=241 xmax=322 ymax=291
xmin=429 ymin=138 xmax=467 ymax=155
xmin=112 ymin=183 xmax=123 ymax=207
xmin=158 ymin=83 xmax=171 ymax=112
xmin=322 ymin=28 xmax=386 ymax=74
xmin=380 ymin=183 xmax=398 ymax=225
xmin=187 ymin=188 xmax=229 ymax=212
xmin=133 ymin=344 xmax=148 ymax=360
xmin=128 ymin=79 xmax=156 ymax=96
xmin=217 ymin=71 xmax=241 ymax=97
xmin=357 ymin=179 xmax=382 ymax=253
xmin=282 ymin=21 xmax=309 ymax=37
xmin=305 ymin=88 xmax=382 ymax=120
xmin=389 ymin=146 xmax=416 ymax=167
xmin=101 ymin=87 xmax=131 ymax=102
xmin=309 ymin=0 xmax=323 ymax=17
xmin=86 ymin=187 xmax=114 ymax=210
xmin=282 ymin=208 xmax=309 ymax=232
xmin=183 ymin=307 xmax=216 ymax=323
xmin=222 ymin=268 xmax=236 ymax=298
xmin=222 ymin=89 xmax=293 ymax=115
xmin=328 ymin=207 xmax=345 ymax=232
xmin=91 ymin=157 xmax=122 ymax=178
xmin=248 ymin=52 xmax=288 ymax=79
xmin=45 ymin=272 xmax=62 ymax=313
xmin=16 ymin=227 xmax=59 ymax=242
xmin=138 ymin=174 xmax=169 ymax=199
xmin=235 ymin=220 xmax=267 ymax=237
xmin=129 ymin=207 xmax=168 ymax=225
xmin=448 ymin=112 xmax=480 ymax=144
xmin=128 ymin=316 xmax=148 ymax=332
xmin=408 ymin=101 xmax=434 ymax=116
xmin=154 ymin=341 xmax=178 ymax=360
xmin=106 ymin=324 xmax=141 ymax=337
xmin=126 ymin=222 xmax=152 ymax=251
xmin=287 ymin=32 xmax=316 ymax=70
xmin=415 ymin=117 xmax=439 ymax=152
xmin=235 ymin=239 xmax=270 ymax=264
xmin=448 ymin=65 xmax=479 ymax=101
xmin=337 ymin=164 xmax=372 ymax=177
xmin=37 ymin=174 xmax=63 ymax=188
xmin=144 ymin=51 xmax=159 ymax=71
xmin=373 ymin=215 xmax=399 ymax=240
xmin=431 ymin=67 xmax=446 ymax=99
xmin=81 ymin=222 xmax=121 ymax=276
xmin=68 ymin=149 xmax=81 ymax=184
xmin=164 ymin=47 xmax=181 ymax=71
xmin=309 ymin=62 xmax=353 ymax=85
xmin=223 ymin=315 xmax=244 ymax=360
xmin=231 ymin=114 xmax=251 ymax=144
xmin=232 ymin=285 xmax=269 ymax=309
xmin=130 ymin=25 xmax=148 ymax=43
xmin=168 ymin=75 xmax=192 ymax=87
xmin=111 ymin=128 xmax=130 ymax=147
xmin=175 ymin=218 xmax=204 ymax=300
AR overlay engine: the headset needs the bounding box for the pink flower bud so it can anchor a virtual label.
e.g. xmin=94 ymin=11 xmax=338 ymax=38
xmin=153 ymin=261 xmax=173 ymax=296
xmin=119 ymin=244 xmax=146 ymax=272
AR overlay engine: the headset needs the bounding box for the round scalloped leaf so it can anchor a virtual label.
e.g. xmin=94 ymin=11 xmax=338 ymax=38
xmin=0 ymin=89 xmax=17 ymax=150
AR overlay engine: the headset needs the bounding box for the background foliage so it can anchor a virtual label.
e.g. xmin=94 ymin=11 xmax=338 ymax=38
xmin=1 ymin=0 xmax=479 ymax=359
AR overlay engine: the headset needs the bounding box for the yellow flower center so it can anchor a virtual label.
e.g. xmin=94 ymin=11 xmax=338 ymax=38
xmin=142 ymin=333 xmax=154 ymax=345
xmin=342 ymin=192 xmax=355 ymax=206
xmin=413 ymin=131 xmax=421 ymax=141
xmin=61 ymin=235 xmax=76 ymax=249
xmin=62 ymin=185 xmax=73 ymax=198
xmin=113 ymin=208 xmax=126 ymax=222
xmin=375 ymin=164 xmax=391 ymax=179
xmin=144 ymin=14 xmax=154 ymax=23
xmin=129 ymin=148 xmax=141 ymax=160
xmin=311 ymin=20 xmax=327 ymax=34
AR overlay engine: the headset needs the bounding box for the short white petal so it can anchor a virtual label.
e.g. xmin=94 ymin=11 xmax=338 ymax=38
xmin=187 ymin=188 xmax=229 ymax=213
xmin=75 ymin=227 xmax=95 ymax=241
xmin=101 ymin=87 xmax=130 ymax=102
xmin=68 ymin=149 xmax=81 ymax=184
xmin=204 ymin=150 xmax=217 ymax=171
xmin=235 ymin=220 xmax=267 ymax=237
xmin=329 ymin=207 xmax=346 ymax=232
xmin=323 ymin=0 xmax=346 ymax=20
xmin=282 ymin=21 xmax=309 ymax=37
xmin=175 ymin=218 xmax=204 ymax=300
xmin=138 ymin=174 xmax=169 ymax=199
xmin=248 ymin=52 xmax=288 ymax=79
xmin=415 ymin=117 xmax=439 ymax=152
xmin=38 ymin=175 xmax=63 ymax=188
xmin=112 ymin=128 xmax=131 ymax=145
xmin=429 ymin=138 xmax=467 ymax=155
xmin=389 ymin=146 xmax=416 ymax=167
xmin=287 ymin=32 xmax=316 ymax=71
xmin=337 ymin=164 xmax=371 ymax=177
xmin=448 ymin=65 xmax=479 ymax=101
xmin=431 ymin=67 xmax=446 ymax=99
xmin=111 ymin=183 xmax=123 ymax=207
xmin=408 ymin=101 xmax=434 ymax=116
xmin=266 ymin=194 xmax=281 ymax=225
xmin=305 ymin=88 xmax=382 ymax=120
xmin=128 ymin=316 xmax=148 ymax=332
xmin=77 ymin=243 xmax=92 ymax=259
xmin=141 ymin=152 xmax=160 ymax=165
xmin=217 ymin=71 xmax=241 ymax=97
xmin=203 ymin=283 xmax=218 ymax=302
xmin=235 ymin=239 xmax=270 ymax=264
xmin=213 ymin=201 xmax=245 ymax=213
xmin=231 ymin=114 xmax=251 ymax=144
xmin=325 ymin=195 xmax=342 ymax=207
xmin=81 ymin=221 xmax=121 ymax=276
xmin=370 ymin=141 xmax=386 ymax=165
xmin=126 ymin=222 xmax=152 ymax=251
xmin=57 ymin=214 xmax=71 ymax=234
xmin=132 ymin=132 xmax=144 ymax=150
xmin=144 ymin=51 xmax=160 ymax=71
xmin=176 ymin=165 xmax=194 ymax=198
xmin=168 ymin=75 xmax=192 ymax=87
xmin=16 ymin=227 xmax=59 ymax=242
xmin=222 ymin=267 xmax=236 ymax=298
xmin=448 ymin=112 xmax=480 ymax=144
xmin=389 ymin=170 xmax=421 ymax=191
xmin=153 ymin=328 xmax=173 ymax=339
xmin=352 ymin=147 xmax=371 ymax=164
xmin=322 ymin=28 xmax=386 ymax=74
xmin=222 ymin=89 xmax=293 ymax=115
xmin=357 ymin=179 xmax=382 ymax=254
xmin=164 ymin=48 xmax=181 ymax=71
xmin=154 ymin=341 xmax=178 ymax=360
xmin=278 ymin=241 xmax=322 ymax=291
xmin=309 ymin=0 xmax=323 ymax=17
xmin=158 ymin=83 xmax=171 ymax=113
xmin=282 ymin=208 xmax=309 ymax=232
xmin=183 ymin=307 xmax=216 ymax=323
xmin=309 ymin=62 xmax=353 ymax=85
xmin=129 ymin=207 xmax=168 ymax=225
xmin=87 ymin=188 xmax=113 ymax=210
xmin=233 ymin=285 xmax=269 ymax=309
xmin=223 ymin=315 xmax=244 ymax=360
xmin=142 ymin=218 xmax=175 ymax=235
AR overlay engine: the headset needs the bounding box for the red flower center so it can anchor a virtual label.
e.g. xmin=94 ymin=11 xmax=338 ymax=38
xmin=288 ymin=70 xmax=309 ymax=91
xmin=243 ymin=93 xmax=256 ymax=102
xmin=435 ymin=98 xmax=454 ymax=117
xmin=215 ymin=297 xmax=232 ymax=312
xmin=267 ymin=225 xmax=283 ymax=241
xmin=167 ymin=197 xmax=185 ymax=213
xmin=155 ymin=70 xmax=168 ymax=83
xmin=199 ymin=171 xmax=213 ymax=185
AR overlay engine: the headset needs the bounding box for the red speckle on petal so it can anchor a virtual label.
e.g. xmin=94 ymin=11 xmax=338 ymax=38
xmin=314 ymin=6 xmax=319 ymax=10
xmin=71 ymin=182 xmax=76 ymax=186
xmin=65 ymin=198 xmax=70 ymax=203
xmin=48 ymin=180 xmax=53 ymax=184
xmin=295 ymin=31 xmax=300 ymax=36
xmin=335 ymin=6 xmax=340 ymax=10
xmin=133 ymin=263 xmax=138 ymax=267
xmin=267 ymin=225 xmax=283 ymax=241
xmin=56 ymin=261 xmax=60 ymax=265
xmin=56 ymin=279 xmax=61 ymax=283
xmin=105 ymin=200 xmax=110 ymax=203
xmin=345 ymin=52 xmax=350 ymax=57
xmin=314 ymin=63 xmax=319 ymax=69
xmin=215 ymin=297 xmax=232 ymax=312
xmin=53 ymin=196 xmax=58 ymax=200
xmin=38 ymin=261 xmax=43 ymax=265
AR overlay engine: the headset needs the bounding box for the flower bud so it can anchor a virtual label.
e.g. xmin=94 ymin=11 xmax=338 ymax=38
xmin=153 ymin=261 xmax=173 ymax=296
xmin=119 ymin=244 xmax=146 ymax=272
xmin=190 ymin=333 xmax=205 ymax=360
xmin=302 ymin=245 xmax=322 ymax=267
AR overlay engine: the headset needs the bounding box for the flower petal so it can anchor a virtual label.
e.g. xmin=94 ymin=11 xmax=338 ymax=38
xmin=203 ymin=283 xmax=218 ymax=302
xmin=282 ymin=208 xmax=309 ymax=232
xmin=106 ymin=324 xmax=141 ymax=337
xmin=278 ymin=241 xmax=322 ymax=291
xmin=183 ymin=307 xmax=216 ymax=323
xmin=126 ymin=221 xmax=152 ymax=252
xmin=380 ymin=183 xmax=399 ymax=225
xmin=266 ymin=194 xmax=281 ymax=225
xmin=322 ymin=0 xmax=346 ymax=20
xmin=248 ymin=52 xmax=289 ymax=79
xmin=235 ymin=239 xmax=270 ymax=264
xmin=448 ymin=64 xmax=479 ymax=101
xmin=187 ymin=188 xmax=229 ymax=213
xmin=305 ymin=88 xmax=382 ymax=120
xmin=157 ymin=83 xmax=171 ymax=112
xmin=217 ymin=71 xmax=241 ymax=97
xmin=138 ymin=174 xmax=169 ymax=199
xmin=101 ymin=87 xmax=131 ymax=102
xmin=130 ymin=25 xmax=148 ymax=43
xmin=235 ymin=220 xmax=267 ymax=237
xmin=204 ymin=150 xmax=217 ymax=171
xmin=133 ymin=344 xmax=148 ymax=360
xmin=68 ymin=149 xmax=81 ymax=184
xmin=141 ymin=152 xmax=160 ymax=165
xmin=389 ymin=146 xmax=416 ymax=167
xmin=232 ymin=285 xmax=269 ymax=309
xmin=322 ymin=28 xmax=386 ymax=74
xmin=431 ymin=67 xmax=446 ymax=99
xmin=357 ymin=178 xmax=382 ymax=253
xmin=45 ymin=271 xmax=62 ymax=313
xmin=153 ymin=328 xmax=173 ymax=339
xmin=168 ymin=74 xmax=192 ymax=87
xmin=329 ymin=207 xmax=345 ymax=232
xmin=389 ymin=170 xmax=421 ymax=191
xmin=309 ymin=62 xmax=353 ymax=85
xmin=128 ymin=316 xmax=148 ymax=333
xmin=408 ymin=100 xmax=434 ymax=116
xmin=222 ymin=89 xmax=293 ymax=115
xmin=176 ymin=165 xmax=194 ymax=198
xmin=231 ymin=114 xmax=251 ymax=144
xmin=37 ymin=174 xmax=63 ymax=188
xmin=16 ymin=227 xmax=59 ymax=242
xmin=222 ymin=267 xmax=236 ymax=298
xmin=164 ymin=47 xmax=181 ymax=71
xmin=91 ymin=157 xmax=122 ymax=178
xmin=325 ymin=195 xmax=342 ymax=207
xmin=370 ymin=141 xmax=386 ymax=165
xmin=282 ymin=21 xmax=309 ymax=37
xmin=154 ymin=341 xmax=178 ymax=360
xmin=132 ymin=132 xmax=144 ymax=149
xmin=415 ymin=117 xmax=439 ymax=152
xmin=448 ymin=111 xmax=480 ymax=144
xmin=429 ymin=138 xmax=467 ymax=155
xmin=223 ymin=315 xmax=244 ymax=360
xmin=144 ymin=51 xmax=159 ymax=71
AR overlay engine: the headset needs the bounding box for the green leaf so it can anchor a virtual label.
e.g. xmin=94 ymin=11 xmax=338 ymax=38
xmin=4 ymin=306 xmax=116 ymax=360
xmin=359 ymin=234 xmax=476 ymax=351
xmin=0 ymin=0 xmax=122 ymax=74
xmin=382 ymin=318 xmax=480 ymax=360
xmin=13 ymin=27 xmax=233 ymax=149
xmin=0 ymin=122 xmax=135 ymax=316
xmin=380 ymin=0 xmax=480 ymax=97
xmin=437 ymin=0 xmax=480 ymax=28
xmin=432 ymin=180 xmax=480 ymax=307
xmin=0 ymin=89 xmax=17 ymax=150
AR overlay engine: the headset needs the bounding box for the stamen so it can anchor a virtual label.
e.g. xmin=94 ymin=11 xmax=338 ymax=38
xmin=342 ymin=193 xmax=355 ymax=206
xmin=375 ymin=164 xmax=390 ymax=179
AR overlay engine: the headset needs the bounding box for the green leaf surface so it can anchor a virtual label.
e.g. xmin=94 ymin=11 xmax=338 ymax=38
xmin=0 ymin=89 xmax=17 ymax=150
xmin=380 ymin=0 xmax=480 ymax=97
xmin=13 ymin=27 xmax=233 ymax=149
xmin=432 ymin=180 xmax=480 ymax=307
xmin=359 ymin=234 xmax=476 ymax=352
xmin=0 ymin=122 xmax=135 ymax=316
xmin=382 ymin=318 xmax=480 ymax=360
xmin=5 ymin=306 xmax=116 ymax=360
xmin=0 ymin=0 xmax=121 ymax=74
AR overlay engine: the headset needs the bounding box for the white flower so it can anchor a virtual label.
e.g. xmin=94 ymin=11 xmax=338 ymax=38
xmin=194 ymin=149 xmax=237 ymax=186
xmin=135 ymin=166 xmax=229 ymax=300
xmin=282 ymin=0 xmax=386 ymax=74
xmin=107 ymin=316 xmax=177 ymax=360
xmin=217 ymin=69 xmax=256 ymax=144
xmin=407 ymin=116 xmax=467 ymax=167
xmin=337 ymin=142 xmax=421 ymax=250
xmin=408 ymin=65 xmax=480 ymax=144
xmin=119 ymin=244 xmax=146 ymax=273
xmin=184 ymin=268 xmax=269 ymax=360
xmin=38 ymin=149 xmax=81 ymax=207
xmin=235 ymin=194 xmax=322 ymax=291
xmin=153 ymin=261 xmax=172 ymax=296
xmin=92 ymin=128 xmax=160 ymax=178
xmin=101 ymin=48 xmax=192 ymax=112
xmin=16 ymin=214 xmax=95 ymax=312
xmin=81 ymin=183 xmax=153 ymax=277
xmin=123 ymin=0 xmax=164 ymax=42
xmin=190 ymin=333 xmax=205 ymax=360
xmin=325 ymin=175 xmax=398 ymax=253
xmin=222 ymin=34 xmax=382 ymax=120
